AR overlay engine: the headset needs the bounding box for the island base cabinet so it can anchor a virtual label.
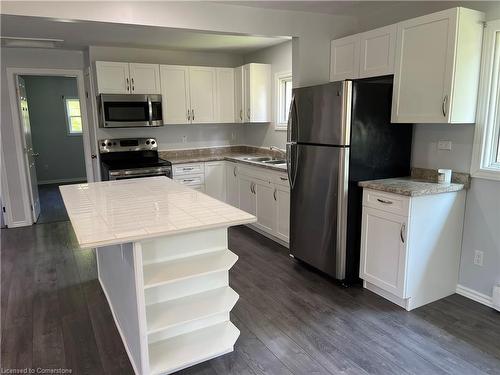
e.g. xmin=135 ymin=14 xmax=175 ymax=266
xmin=96 ymin=227 xmax=241 ymax=375
xmin=359 ymin=189 xmax=466 ymax=311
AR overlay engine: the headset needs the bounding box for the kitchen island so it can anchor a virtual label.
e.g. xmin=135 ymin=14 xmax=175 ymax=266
xmin=60 ymin=177 xmax=256 ymax=375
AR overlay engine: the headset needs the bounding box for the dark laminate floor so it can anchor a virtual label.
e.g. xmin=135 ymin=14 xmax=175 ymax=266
xmin=2 ymin=221 xmax=500 ymax=374
xmin=37 ymin=182 xmax=84 ymax=224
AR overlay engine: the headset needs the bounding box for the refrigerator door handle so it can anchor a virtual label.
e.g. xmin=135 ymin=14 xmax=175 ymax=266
xmin=286 ymin=141 xmax=298 ymax=189
xmin=287 ymin=93 xmax=298 ymax=143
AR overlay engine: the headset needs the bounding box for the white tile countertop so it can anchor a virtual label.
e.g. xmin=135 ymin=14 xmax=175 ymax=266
xmin=60 ymin=176 xmax=256 ymax=248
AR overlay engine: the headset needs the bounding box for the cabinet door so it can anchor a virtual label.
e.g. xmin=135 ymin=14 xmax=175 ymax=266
xmin=129 ymin=63 xmax=161 ymax=94
xmin=275 ymin=185 xmax=290 ymax=242
xmin=359 ymin=24 xmax=397 ymax=78
xmin=247 ymin=63 xmax=271 ymax=122
xmin=242 ymin=64 xmax=251 ymax=122
xmin=205 ymin=162 xmax=226 ymax=201
xmin=225 ymin=162 xmax=239 ymax=207
xmin=216 ymin=68 xmax=235 ymax=123
xmin=360 ymin=207 xmax=408 ymax=298
xmin=95 ymin=61 xmax=130 ymax=94
xmin=160 ymin=65 xmax=190 ymax=124
xmin=234 ymin=67 xmax=244 ymax=123
xmin=391 ymin=9 xmax=456 ymax=123
xmin=189 ymin=66 xmax=217 ymax=123
xmin=238 ymin=175 xmax=256 ymax=215
xmin=255 ymin=180 xmax=276 ymax=233
xmin=330 ymin=35 xmax=360 ymax=82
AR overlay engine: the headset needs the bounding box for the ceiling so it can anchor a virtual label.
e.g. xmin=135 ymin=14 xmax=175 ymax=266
xmin=0 ymin=14 xmax=290 ymax=53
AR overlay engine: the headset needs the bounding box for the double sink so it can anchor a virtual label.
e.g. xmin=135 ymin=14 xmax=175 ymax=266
xmin=242 ymin=156 xmax=287 ymax=167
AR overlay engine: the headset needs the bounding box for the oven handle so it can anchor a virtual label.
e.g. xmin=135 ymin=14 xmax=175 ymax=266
xmin=148 ymin=96 xmax=153 ymax=125
xmin=109 ymin=168 xmax=170 ymax=178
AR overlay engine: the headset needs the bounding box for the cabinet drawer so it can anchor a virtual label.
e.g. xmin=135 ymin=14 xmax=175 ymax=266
xmin=274 ymin=173 xmax=290 ymax=188
xmin=363 ymin=189 xmax=410 ymax=216
xmin=174 ymin=174 xmax=205 ymax=186
xmin=173 ymin=163 xmax=205 ymax=176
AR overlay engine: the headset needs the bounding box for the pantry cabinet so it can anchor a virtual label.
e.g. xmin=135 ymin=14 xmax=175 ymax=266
xmin=359 ymin=188 xmax=466 ymax=310
xmin=235 ymin=63 xmax=272 ymax=123
xmin=95 ymin=61 xmax=160 ymax=94
xmin=391 ymin=7 xmax=484 ymax=123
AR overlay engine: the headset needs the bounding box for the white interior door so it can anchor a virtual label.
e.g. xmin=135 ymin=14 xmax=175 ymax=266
xmin=17 ymin=76 xmax=40 ymax=222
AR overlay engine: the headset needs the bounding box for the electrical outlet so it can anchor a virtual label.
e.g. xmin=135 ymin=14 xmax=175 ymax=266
xmin=438 ymin=140 xmax=452 ymax=151
xmin=474 ymin=250 xmax=484 ymax=266
xmin=182 ymin=135 xmax=187 ymax=143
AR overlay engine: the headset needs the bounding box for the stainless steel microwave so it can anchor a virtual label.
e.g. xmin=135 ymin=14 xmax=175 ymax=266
xmin=98 ymin=94 xmax=163 ymax=128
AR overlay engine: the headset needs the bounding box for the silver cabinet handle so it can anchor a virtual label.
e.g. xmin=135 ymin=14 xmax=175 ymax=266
xmin=377 ymin=198 xmax=393 ymax=204
xmin=183 ymin=179 xmax=194 ymax=183
xmin=273 ymin=188 xmax=277 ymax=201
xmin=131 ymin=77 xmax=135 ymax=92
xmin=187 ymin=110 xmax=191 ymax=121
xmin=182 ymin=167 xmax=194 ymax=171
xmin=247 ymin=108 xmax=250 ymax=120
xmin=233 ymin=166 xmax=237 ymax=177
xmin=192 ymin=109 xmax=195 ymax=122
xmin=250 ymin=182 xmax=256 ymax=194
xmin=442 ymin=95 xmax=448 ymax=117
xmin=239 ymin=109 xmax=243 ymax=121
xmin=400 ymin=223 xmax=406 ymax=243
xmin=280 ymin=177 xmax=288 ymax=181
xmin=126 ymin=78 xmax=130 ymax=92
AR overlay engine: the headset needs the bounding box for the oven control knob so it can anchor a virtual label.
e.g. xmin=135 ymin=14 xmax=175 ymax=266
xmin=107 ymin=142 xmax=112 ymax=146
xmin=101 ymin=142 xmax=106 ymax=147
xmin=146 ymin=140 xmax=150 ymax=145
xmin=151 ymin=140 xmax=156 ymax=145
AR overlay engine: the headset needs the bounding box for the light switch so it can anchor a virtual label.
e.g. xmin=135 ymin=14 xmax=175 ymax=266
xmin=437 ymin=140 xmax=452 ymax=151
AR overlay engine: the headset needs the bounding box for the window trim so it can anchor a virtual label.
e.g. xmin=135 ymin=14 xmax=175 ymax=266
xmin=64 ymin=97 xmax=83 ymax=136
xmin=275 ymin=71 xmax=292 ymax=131
xmin=471 ymin=19 xmax=500 ymax=181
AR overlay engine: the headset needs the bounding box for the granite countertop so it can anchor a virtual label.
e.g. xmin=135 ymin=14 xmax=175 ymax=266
xmin=159 ymin=146 xmax=287 ymax=172
xmin=359 ymin=177 xmax=465 ymax=197
xmin=60 ymin=176 xmax=255 ymax=248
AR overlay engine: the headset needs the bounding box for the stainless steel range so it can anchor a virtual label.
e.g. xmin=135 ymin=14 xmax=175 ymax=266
xmin=99 ymin=138 xmax=172 ymax=181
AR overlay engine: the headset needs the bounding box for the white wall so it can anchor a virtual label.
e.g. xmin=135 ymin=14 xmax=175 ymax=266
xmin=243 ymin=41 xmax=292 ymax=149
xmin=1 ymin=47 xmax=85 ymax=226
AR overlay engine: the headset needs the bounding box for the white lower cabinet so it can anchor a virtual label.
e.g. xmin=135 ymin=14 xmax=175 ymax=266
xmin=254 ymin=179 xmax=276 ymax=233
xmin=359 ymin=188 xmax=466 ymax=311
xmin=238 ymin=175 xmax=256 ymax=216
xmin=275 ymin=184 xmax=290 ymax=242
xmin=205 ymin=162 xmax=226 ymax=201
xmin=225 ymin=162 xmax=239 ymax=207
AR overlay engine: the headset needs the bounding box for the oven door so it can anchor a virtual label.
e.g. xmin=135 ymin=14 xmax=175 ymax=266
xmin=109 ymin=166 xmax=172 ymax=180
xmin=100 ymin=94 xmax=163 ymax=128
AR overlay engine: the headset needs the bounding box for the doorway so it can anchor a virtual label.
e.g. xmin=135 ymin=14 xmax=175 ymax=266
xmin=19 ymin=75 xmax=87 ymax=223
xmin=4 ymin=68 xmax=94 ymax=227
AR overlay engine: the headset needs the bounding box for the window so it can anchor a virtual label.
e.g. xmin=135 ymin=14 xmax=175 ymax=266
xmin=275 ymin=72 xmax=292 ymax=130
xmin=471 ymin=19 xmax=500 ymax=180
xmin=64 ymin=98 xmax=82 ymax=135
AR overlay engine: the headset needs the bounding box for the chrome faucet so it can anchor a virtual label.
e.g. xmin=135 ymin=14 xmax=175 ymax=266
xmin=270 ymin=146 xmax=286 ymax=155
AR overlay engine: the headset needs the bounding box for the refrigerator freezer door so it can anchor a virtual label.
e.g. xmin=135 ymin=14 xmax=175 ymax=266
xmin=292 ymin=81 xmax=352 ymax=146
xmin=289 ymin=144 xmax=349 ymax=278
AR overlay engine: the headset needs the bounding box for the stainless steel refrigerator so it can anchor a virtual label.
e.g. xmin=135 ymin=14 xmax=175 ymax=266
xmin=286 ymin=77 xmax=413 ymax=283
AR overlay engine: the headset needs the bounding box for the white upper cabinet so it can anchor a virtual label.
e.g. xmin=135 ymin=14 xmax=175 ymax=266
xmin=95 ymin=61 xmax=130 ymax=94
xmin=189 ymin=66 xmax=217 ymax=124
xmin=160 ymin=65 xmax=190 ymax=124
xmin=236 ymin=63 xmax=272 ymax=123
xmin=391 ymin=8 xmax=485 ymax=123
xmin=215 ymin=68 xmax=236 ymax=123
xmin=234 ymin=67 xmax=244 ymax=123
xmin=359 ymin=24 xmax=397 ymax=78
xmin=330 ymin=35 xmax=360 ymax=81
xmin=128 ymin=63 xmax=161 ymax=94
xmin=96 ymin=61 xmax=160 ymax=94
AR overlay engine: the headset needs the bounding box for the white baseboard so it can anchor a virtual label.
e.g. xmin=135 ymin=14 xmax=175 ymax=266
xmin=456 ymin=284 xmax=493 ymax=308
xmin=38 ymin=177 xmax=86 ymax=185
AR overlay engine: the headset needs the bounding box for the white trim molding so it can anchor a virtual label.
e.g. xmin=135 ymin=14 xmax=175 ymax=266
xmin=456 ymin=284 xmax=493 ymax=308
xmin=471 ymin=19 xmax=500 ymax=181
xmin=274 ymin=71 xmax=292 ymax=131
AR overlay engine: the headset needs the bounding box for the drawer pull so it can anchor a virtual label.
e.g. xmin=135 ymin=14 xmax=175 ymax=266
xmin=377 ymin=198 xmax=393 ymax=204
xmin=182 ymin=179 xmax=194 ymax=183
xmin=280 ymin=177 xmax=288 ymax=181
xmin=182 ymin=167 xmax=194 ymax=171
xmin=273 ymin=188 xmax=277 ymax=201
xmin=400 ymin=223 xmax=406 ymax=243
